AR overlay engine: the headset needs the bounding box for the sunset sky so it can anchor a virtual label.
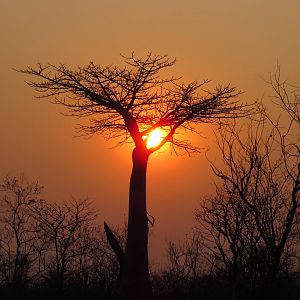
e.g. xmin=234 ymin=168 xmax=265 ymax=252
xmin=1 ymin=0 xmax=300 ymax=266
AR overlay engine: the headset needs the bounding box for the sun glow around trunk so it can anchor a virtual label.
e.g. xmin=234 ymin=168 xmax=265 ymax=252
xmin=145 ymin=128 xmax=165 ymax=149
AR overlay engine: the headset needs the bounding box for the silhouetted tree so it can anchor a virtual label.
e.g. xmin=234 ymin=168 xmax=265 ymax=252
xmin=0 ymin=175 xmax=46 ymax=296
xmin=150 ymin=230 xmax=205 ymax=300
xmin=166 ymin=230 xmax=204 ymax=282
xmin=19 ymin=53 xmax=245 ymax=300
xmin=196 ymin=185 xmax=263 ymax=299
xmin=32 ymin=198 xmax=96 ymax=299
xmin=203 ymin=70 xmax=299 ymax=297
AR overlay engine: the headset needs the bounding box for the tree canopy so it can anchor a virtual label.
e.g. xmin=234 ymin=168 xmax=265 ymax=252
xmin=19 ymin=53 xmax=244 ymax=154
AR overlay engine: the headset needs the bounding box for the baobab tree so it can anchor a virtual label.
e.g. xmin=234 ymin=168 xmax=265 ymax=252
xmin=19 ymin=53 xmax=244 ymax=300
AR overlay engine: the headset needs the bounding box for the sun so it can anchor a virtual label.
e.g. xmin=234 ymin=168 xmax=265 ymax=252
xmin=145 ymin=128 xmax=165 ymax=149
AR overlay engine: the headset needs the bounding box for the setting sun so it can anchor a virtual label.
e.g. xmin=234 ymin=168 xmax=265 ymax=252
xmin=145 ymin=128 xmax=165 ymax=149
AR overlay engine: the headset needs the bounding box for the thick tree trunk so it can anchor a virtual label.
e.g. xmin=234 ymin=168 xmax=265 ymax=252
xmin=119 ymin=147 xmax=151 ymax=300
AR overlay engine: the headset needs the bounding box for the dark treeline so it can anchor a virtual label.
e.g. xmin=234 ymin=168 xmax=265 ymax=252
xmin=0 ymin=163 xmax=299 ymax=300
xmin=0 ymin=175 xmax=122 ymax=300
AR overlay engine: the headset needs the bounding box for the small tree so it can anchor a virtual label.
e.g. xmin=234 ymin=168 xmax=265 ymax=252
xmin=206 ymin=69 xmax=300 ymax=290
xmin=32 ymin=198 xmax=96 ymax=299
xmin=166 ymin=230 xmax=203 ymax=283
xmin=152 ymin=230 xmax=203 ymax=300
xmin=19 ymin=53 xmax=244 ymax=300
xmin=0 ymin=175 xmax=46 ymax=291
xmin=196 ymin=185 xmax=263 ymax=299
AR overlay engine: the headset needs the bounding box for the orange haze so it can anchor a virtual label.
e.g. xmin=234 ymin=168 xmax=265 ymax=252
xmin=0 ymin=0 xmax=300 ymax=266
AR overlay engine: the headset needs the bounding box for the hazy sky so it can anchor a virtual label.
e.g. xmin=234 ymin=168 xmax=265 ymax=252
xmin=1 ymin=0 xmax=300 ymax=266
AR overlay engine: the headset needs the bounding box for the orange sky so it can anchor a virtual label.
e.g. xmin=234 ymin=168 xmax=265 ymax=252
xmin=1 ymin=0 xmax=300 ymax=267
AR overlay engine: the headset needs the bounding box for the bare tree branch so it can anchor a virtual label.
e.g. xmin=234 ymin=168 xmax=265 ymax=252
xmin=18 ymin=53 xmax=248 ymax=153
